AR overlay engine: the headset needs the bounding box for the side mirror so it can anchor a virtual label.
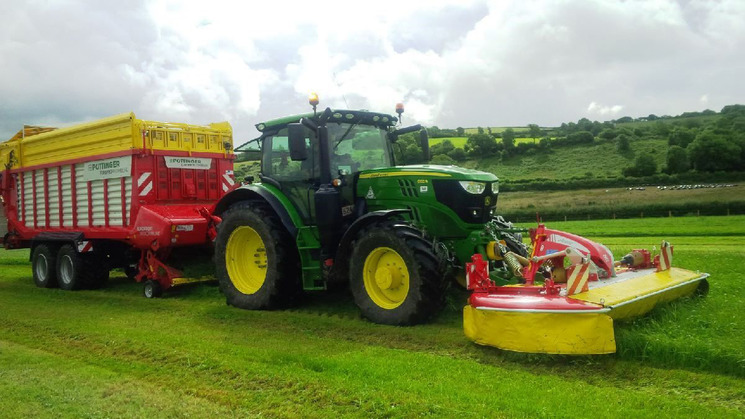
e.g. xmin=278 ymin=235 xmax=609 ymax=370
xmin=420 ymin=129 xmax=430 ymax=161
xmin=288 ymin=123 xmax=308 ymax=161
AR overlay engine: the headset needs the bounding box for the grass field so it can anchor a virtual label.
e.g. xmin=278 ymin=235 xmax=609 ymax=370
xmin=430 ymin=137 xmax=552 ymax=149
xmin=429 ymin=137 xmax=468 ymax=148
xmin=500 ymin=185 xmax=745 ymax=219
xmin=463 ymin=127 xmax=531 ymax=135
xmin=1 ymin=216 xmax=744 ymax=417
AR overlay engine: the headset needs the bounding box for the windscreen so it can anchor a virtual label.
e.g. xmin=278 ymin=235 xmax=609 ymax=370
xmin=327 ymin=123 xmax=391 ymax=174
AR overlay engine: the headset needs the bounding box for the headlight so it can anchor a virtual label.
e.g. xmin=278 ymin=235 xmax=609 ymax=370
xmin=491 ymin=182 xmax=499 ymax=194
xmin=458 ymin=181 xmax=486 ymax=194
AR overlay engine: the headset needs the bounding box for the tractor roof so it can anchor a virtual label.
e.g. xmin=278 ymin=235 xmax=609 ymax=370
xmin=254 ymin=109 xmax=399 ymax=133
xmin=236 ymin=109 xmax=400 ymax=152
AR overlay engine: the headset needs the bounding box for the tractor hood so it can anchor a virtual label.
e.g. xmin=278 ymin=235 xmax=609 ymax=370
xmin=357 ymin=164 xmax=501 ymax=226
xmin=358 ymin=165 xmax=498 ymax=182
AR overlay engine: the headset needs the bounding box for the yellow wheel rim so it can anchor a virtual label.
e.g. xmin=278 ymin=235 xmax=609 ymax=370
xmin=362 ymin=247 xmax=410 ymax=309
xmin=225 ymin=226 xmax=267 ymax=294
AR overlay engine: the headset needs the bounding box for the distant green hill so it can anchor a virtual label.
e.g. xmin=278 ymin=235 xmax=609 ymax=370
xmin=462 ymin=137 xmax=666 ymax=181
xmin=423 ymin=105 xmax=745 ymax=189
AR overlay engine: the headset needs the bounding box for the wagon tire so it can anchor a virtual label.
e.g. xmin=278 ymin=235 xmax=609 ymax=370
xmin=56 ymin=244 xmax=90 ymax=291
xmin=32 ymin=244 xmax=58 ymax=288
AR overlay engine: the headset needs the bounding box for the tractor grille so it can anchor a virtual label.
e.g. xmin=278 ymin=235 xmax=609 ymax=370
xmin=398 ymin=179 xmax=419 ymax=197
xmin=432 ymin=180 xmax=498 ymax=224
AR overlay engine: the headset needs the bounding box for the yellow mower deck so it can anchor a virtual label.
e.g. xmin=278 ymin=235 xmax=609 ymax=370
xmin=572 ymin=267 xmax=707 ymax=319
xmin=464 ymin=267 xmax=708 ymax=355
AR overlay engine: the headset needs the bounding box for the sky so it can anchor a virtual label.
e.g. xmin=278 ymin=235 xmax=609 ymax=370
xmin=1 ymin=0 xmax=744 ymax=144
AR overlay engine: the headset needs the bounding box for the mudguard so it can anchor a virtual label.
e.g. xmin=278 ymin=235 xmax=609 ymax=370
xmin=213 ymin=183 xmax=304 ymax=236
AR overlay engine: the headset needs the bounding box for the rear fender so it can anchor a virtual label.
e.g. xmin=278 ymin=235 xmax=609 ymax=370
xmin=213 ymin=184 xmax=302 ymax=237
xmin=29 ymin=232 xmax=85 ymax=260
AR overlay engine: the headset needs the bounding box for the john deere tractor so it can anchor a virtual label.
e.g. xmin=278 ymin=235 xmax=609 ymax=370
xmin=214 ymin=99 xmax=527 ymax=325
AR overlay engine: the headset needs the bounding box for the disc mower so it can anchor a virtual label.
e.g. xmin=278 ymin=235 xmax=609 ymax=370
xmin=463 ymin=223 xmax=709 ymax=354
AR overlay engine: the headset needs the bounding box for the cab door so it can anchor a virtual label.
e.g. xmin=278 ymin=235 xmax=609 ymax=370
xmin=261 ymin=129 xmax=319 ymax=224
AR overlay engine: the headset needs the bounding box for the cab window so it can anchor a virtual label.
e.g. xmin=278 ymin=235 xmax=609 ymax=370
xmin=262 ymin=129 xmax=315 ymax=181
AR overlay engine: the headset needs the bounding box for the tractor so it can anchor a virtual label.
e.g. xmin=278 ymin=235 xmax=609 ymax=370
xmin=213 ymin=97 xmax=527 ymax=325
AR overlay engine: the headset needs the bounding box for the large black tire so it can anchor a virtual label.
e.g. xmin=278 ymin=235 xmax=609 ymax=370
xmin=32 ymin=244 xmax=58 ymax=288
xmin=56 ymin=244 xmax=99 ymax=291
xmin=349 ymin=221 xmax=447 ymax=325
xmin=214 ymin=202 xmax=301 ymax=310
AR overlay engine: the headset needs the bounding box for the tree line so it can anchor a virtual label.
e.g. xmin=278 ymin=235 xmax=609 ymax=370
xmin=396 ymin=104 xmax=745 ymax=178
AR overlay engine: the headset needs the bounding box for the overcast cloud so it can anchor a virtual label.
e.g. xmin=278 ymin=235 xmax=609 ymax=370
xmin=1 ymin=0 xmax=743 ymax=143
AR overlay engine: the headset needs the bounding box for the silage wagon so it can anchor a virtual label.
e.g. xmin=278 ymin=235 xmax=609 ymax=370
xmin=0 ymin=113 xmax=235 ymax=296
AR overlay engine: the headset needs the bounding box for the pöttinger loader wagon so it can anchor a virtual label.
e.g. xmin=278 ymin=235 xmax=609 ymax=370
xmin=0 ymin=113 xmax=235 ymax=296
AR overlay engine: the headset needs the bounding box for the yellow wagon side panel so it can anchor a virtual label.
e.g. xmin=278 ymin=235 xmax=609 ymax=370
xmin=18 ymin=113 xmax=138 ymax=168
xmin=3 ymin=113 xmax=233 ymax=170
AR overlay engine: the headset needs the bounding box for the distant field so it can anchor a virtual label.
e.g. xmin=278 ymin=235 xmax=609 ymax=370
xmin=430 ymin=137 xmax=468 ymax=148
xmin=1 ymin=216 xmax=743 ymax=417
xmin=500 ymin=185 xmax=745 ymax=216
xmin=463 ymin=126 xmax=530 ymax=134
xmin=430 ymin=136 xmax=554 ymax=150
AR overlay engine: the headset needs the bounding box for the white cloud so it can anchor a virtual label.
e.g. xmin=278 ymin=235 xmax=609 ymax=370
xmin=587 ymin=102 xmax=624 ymax=117
xmin=1 ymin=0 xmax=744 ymax=140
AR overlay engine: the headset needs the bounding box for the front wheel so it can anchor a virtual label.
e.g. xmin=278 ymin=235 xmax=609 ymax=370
xmin=350 ymin=222 xmax=447 ymax=325
xmin=214 ymin=202 xmax=301 ymax=310
xmin=143 ymin=280 xmax=163 ymax=298
xmin=32 ymin=244 xmax=58 ymax=288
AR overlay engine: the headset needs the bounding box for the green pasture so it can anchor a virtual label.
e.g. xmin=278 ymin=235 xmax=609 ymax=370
xmin=500 ymin=185 xmax=745 ymax=221
xmin=463 ymin=127 xmax=530 ymax=135
xmin=1 ymin=215 xmax=744 ymax=417
xmin=429 ymin=137 xmax=468 ymax=148
xmin=430 ymin=136 xmax=554 ymax=151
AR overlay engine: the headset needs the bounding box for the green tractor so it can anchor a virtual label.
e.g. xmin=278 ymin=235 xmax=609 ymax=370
xmin=214 ymin=100 xmax=527 ymax=325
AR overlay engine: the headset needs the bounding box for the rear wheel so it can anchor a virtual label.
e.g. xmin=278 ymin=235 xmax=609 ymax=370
xmin=32 ymin=244 xmax=58 ymax=288
xmin=57 ymin=245 xmax=86 ymax=291
xmin=214 ymin=202 xmax=301 ymax=310
xmin=350 ymin=221 xmax=447 ymax=325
